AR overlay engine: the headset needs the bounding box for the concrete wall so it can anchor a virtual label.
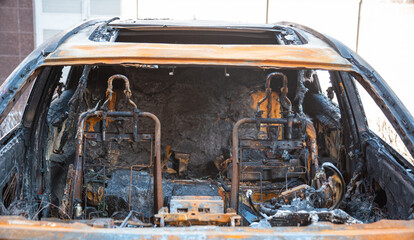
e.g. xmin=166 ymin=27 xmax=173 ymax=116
xmin=358 ymin=2 xmax=414 ymax=115
xmin=0 ymin=0 xmax=34 ymax=85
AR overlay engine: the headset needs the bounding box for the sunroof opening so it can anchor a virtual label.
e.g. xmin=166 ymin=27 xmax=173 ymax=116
xmin=115 ymin=29 xmax=282 ymax=44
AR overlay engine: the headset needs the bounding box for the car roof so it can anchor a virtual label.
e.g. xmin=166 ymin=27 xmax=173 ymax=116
xmin=42 ymin=19 xmax=353 ymax=71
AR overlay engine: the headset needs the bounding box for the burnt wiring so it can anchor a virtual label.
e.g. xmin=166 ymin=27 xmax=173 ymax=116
xmin=55 ymin=65 xmax=92 ymax=154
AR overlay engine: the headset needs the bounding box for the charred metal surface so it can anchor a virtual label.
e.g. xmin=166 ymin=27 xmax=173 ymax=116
xmin=230 ymin=72 xmax=320 ymax=212
xmin=72 ymin=74 xmax=163 ymax=217
xmin=329 ymin=71 xmax=362 ymax=180
xmin=0 ymin=133 xmax=25 ymax=214
xmin=364 ymin=139 xmax=414 ymax=219
xmin=304 ymin=94 xmax=341 ymax=131
xmin=251 ymin=162 xmax=346 ymax=226
xmin=89 ymin=17 xmax=120 ymax=42
xmin=82 ymin=67 xmax=268 ymax=177
xmin=230 ymin=117 xmax=303 ymax=211
xmin=0 ymin=19 xmax=413 ymax=236
xmin=264 ymin=208 xmax=360 ymax=226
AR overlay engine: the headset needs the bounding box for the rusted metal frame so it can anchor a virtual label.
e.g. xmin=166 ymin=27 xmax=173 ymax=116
xmin=230 ymin=117 xmax=301 ymax=211
xmin=55 ymin=65 xmax=92 ymax=154
xmin=336 ymin=72 xmax=374 ymax=174
xmin=21 ymin=66 xmax=62 ymax=216
xmin=60 ymin=165 xmax=74 ymax=218
xmin=285 ymin=167 xmax=307 ymax=190
xmin=279 ymin=73 xmax=294 ymax=140
xmin=44 ymin=43 xmax=353 ymax=71
xmin=319 ymin=162 xmax=346 ymax=209
xmin=305 ymin=122 xmax=320 ymax=186
xmin=240 ymin=139 xmax=303 ymax=150
xmin=82 ymin=163 xmax=107 ymax=218
xmin=256 ymin=73 xmax=280 ymax=113
xmin=102 ymin=74 xmax=137 ymax=111
xmin=295 ymin=70 xmax=308 ymax=115
xmin=329 ymin=71 xmax=362 ymax=178
xmin=109 ymin=24 xmax=288 ymax=33
xmin=256 ymin=72 xmax=294 ymax=141
xmin=88 ymin=17 xmax=120 ymax=42
xmin=240 ymin=161 xmax=302 ymax=170
xmin=18 ymin=67 xmax=53 ymax=203
xmin=337 ymin=72 xmax=367 ymax=138
xmin=84 ymin=132 xmax=153 ymax=142
xmin=238 ymin=143 xmax=304 ymax=181
xmin=257 ymin=72 xmax=294 ymax=140
xmin=79 ymin=161 xmax=154 ymax=219
xmin=101 ymin=74 xmax=138 ymax=142
xmin=38 ymin=67 xmax=64 ymax=218
xmin=364 ymin=142 xmax=414 ymax=218
xmin=256 ymin=72 xmax=278 ymax=135
xmin=119 ymin=210 xmax=144 ymax=228
xmin=352 ymin=67 xmax=414 ymax=162
xmin=72 ymin=110 xmax=163 ymax=217
xmin=351 ymin=68 xmax=414 ymax=158
xmin=338 ymin=73 xmax=414 ymax=217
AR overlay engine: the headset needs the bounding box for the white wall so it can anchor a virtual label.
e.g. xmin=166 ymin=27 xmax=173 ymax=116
xmin=137 ymin=0 xmax=266 ymax=23
xmin=358 ymin=2 xmax=414 ymax=115
xmin=267 ymin=0 xmax=360 ymax=51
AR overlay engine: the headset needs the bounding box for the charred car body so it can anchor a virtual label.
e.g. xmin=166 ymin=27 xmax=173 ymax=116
xmin=0 ymin=19 xmax=413 ymax=239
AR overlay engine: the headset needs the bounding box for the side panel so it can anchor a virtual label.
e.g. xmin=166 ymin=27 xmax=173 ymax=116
xmin=0 ymin=131 xmax=26 ymax=210
xmin=365 ymin=136 xmax=414 ymax=218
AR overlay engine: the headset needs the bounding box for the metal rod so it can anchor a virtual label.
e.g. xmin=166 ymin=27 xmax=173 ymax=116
xmin=306 ymin=122 xmax=320 ymax=187
xmin=256 ymin=72 xmax=286 ymax=113
xmin=73 ymin=110 xmax=97 ymax=206
xmin=140 ymin=112 xmax=163 ymax=213
xmin=266 ymin=0 xmax=269 ymax=24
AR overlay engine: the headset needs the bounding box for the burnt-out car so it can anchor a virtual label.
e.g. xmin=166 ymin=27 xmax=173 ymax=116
xmin=0 ymin=18 xmax=413 ymax=239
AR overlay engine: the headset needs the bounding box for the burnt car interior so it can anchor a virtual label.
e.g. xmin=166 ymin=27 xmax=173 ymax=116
xmin=0 ymin=23 xmax=413 ymax=230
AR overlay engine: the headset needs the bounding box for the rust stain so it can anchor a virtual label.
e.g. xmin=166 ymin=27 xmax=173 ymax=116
xmin=251 ymin=91 xmax=282 ymax=138
xmin=86 ymin=92 xmax=117 ymax=131
xmin=251 ymin=91 xmax=281 ymax=119
xmin=306 ymin=122 xmax=319 ymax=182
xmin=43 ymin=43 xmax=353 ymax=71
xmin=252 ymin=192 xmax=277 ymax=203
